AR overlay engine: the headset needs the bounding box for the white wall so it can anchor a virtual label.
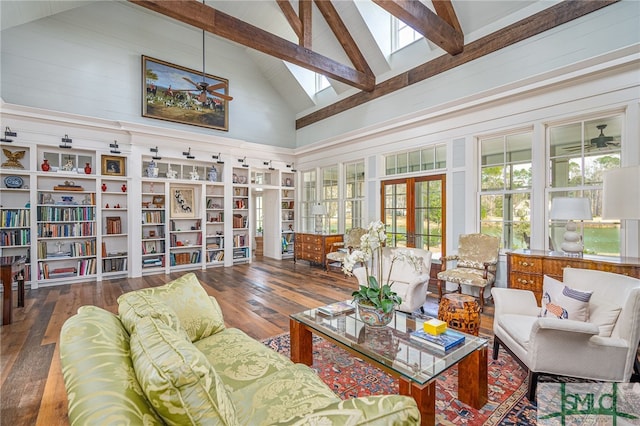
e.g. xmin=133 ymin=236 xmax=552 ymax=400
xmin=0 ymin=1 xmax=296 ymax=148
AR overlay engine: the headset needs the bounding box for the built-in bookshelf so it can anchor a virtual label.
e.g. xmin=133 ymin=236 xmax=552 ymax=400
xmin=232 ymin=166 xmax=250 ymax=263
xmin=281 ymin=171 xmax=295 ymax=258
xmin=168 ymin=183 xmax=203 ymax=270
xmin=141 ymin=179 xmax=167 ymax=274
xmin=36 ymin=173 xmax=97 ymax=283
xmin=0 ymin=144 xmax=32 ymax=281
xmin=100 ymin=177 xmax=129 ymax=277
xmin=205 ymin=180 xmax=225 ymax=265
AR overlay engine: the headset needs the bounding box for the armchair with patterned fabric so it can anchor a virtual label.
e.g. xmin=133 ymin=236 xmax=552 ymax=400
xmin=326 ymin=227 xmax=367 ymax=272
xmin=436 ymin=233 xmax=500 ymax=311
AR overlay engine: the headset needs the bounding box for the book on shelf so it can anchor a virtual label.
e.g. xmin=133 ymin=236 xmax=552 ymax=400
xmin=409 ymin=328 xmax=466 ymax=352
xmin=317 ymin=301 xmax=356 ymax=316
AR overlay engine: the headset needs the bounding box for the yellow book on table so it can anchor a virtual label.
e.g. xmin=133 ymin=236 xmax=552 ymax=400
xmin=423 ymin=318 xmax=447 ymax=335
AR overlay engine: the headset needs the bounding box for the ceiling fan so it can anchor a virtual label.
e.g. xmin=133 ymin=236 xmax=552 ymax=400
xmin=172 ymin=13 xmax=233 ymax=104
xmin=562 ymin=124 xmax=620 ymax=152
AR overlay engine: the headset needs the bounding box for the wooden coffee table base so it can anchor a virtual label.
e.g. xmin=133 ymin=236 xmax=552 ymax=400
xmin=290 ymin=318 xmax=488 ymax=426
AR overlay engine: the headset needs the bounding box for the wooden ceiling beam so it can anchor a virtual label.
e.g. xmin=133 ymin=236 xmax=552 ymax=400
xmin=276 ymin=0 xmax=302 ymax=41
xmin=297 ymin=0 xmax=618 ymax=129
xmin=314 ymin=0 xmax=372 ymax=76
xmin=372 ymin=0 xmax=463 ymax=55
xmin=300 ymin=0 xmax=312 ymax=49
xmin=130 ymin=0 xmax=375 ymax=91
xmin=432 ymin=0 xmax=461 ymax=33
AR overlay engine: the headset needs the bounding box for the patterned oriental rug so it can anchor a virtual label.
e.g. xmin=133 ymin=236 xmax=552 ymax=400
xmin=262 ymin=333 xmax=538 ymax=425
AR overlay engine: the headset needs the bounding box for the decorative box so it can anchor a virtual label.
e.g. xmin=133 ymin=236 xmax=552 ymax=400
xmin=423 ymin=318 xmax=447 ymax=335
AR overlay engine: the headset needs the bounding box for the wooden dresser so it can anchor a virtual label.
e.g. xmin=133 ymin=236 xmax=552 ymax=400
xmin=294 ymin=233 xmax=343 ymax=268
xmin=507 ymin=249 xmax=640 ymax=303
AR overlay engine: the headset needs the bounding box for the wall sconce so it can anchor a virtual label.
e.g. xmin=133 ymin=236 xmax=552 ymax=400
xmin=150 ymin=146 xmax=162 ymax=160
xmin=286 ymin=162 xmax=297 ymax=172
xmin=212 ymin=153 xmax=224 ymax=164
xmin=0 ymin=126 xmax=17 ymax=143
xmin=549 ymin=197 xmax=592 ymax=257
xmin=263 ymin=160 xmax=275 ymax=171
xmin=182 ymin=147 xmax=195 ymax=159
xmin=238 ymin=157 xmax=249 ymax=168
xmin=59 ymin=134 xmax=72 ymax=149
xmin=109 ymin=140 xmax=121 ymax=154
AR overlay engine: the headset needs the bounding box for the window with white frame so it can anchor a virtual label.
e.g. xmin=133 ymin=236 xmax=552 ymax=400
xmin=301 ymin=170 xmax=317 ymax=233
xmin=479 ymin=131 xmax=533 ymax=250
xmin=547 ymin=114 xmax=622 ymax=256
xmin=315 ymin=73 xmax=330 ymax=93
xmin=391 ymin=17 xmax=420 ymax=52
xmin=345 ymin=161 xmax=365 ymax=230
xmin=322 ymin=166 xmax=339 ymax=234
xmin=255 ymin=193 xmax=263 ymax=234
xmin=385 ymin=144 xmax=446 ymax=176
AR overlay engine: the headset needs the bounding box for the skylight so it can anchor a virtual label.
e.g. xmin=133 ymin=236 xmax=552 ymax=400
xmin=391 ymin=16 xmax=420 ymax=52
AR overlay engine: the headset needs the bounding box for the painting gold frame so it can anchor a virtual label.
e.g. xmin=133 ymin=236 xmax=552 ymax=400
xmin=102 ymin=155 xmax=126 ymax=176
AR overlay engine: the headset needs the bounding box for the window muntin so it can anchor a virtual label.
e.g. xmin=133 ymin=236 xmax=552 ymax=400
xmin=322 ymin=166 xmax=339 ymax=234
xmin=547 ymin=115 xmax=622 ymax=256
xmin=345 ymin=161 xmax=365 ymax=230
xmin=479 ymin=131 xmax=533 ymax=250
xmin=301 ymin=170 xmax=317 ymax=233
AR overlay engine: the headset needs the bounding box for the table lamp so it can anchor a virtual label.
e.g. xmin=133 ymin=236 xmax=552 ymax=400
xmin=311 ymin=203 xmax=327 ymax=234
xmin=549 ymin=197 xmax=592 ymax=257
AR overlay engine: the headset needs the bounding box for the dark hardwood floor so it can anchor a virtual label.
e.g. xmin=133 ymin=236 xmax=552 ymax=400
xmin=0 ymin=257 xmax=495 ymax=426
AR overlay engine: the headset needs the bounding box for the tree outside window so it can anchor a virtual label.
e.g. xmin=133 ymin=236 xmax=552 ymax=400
xmin=479 ymin=131 xmax=533 ymax=250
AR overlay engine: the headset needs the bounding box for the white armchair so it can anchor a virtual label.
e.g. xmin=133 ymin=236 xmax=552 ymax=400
xmin=353 ymin=247 xmax=432 ymax=313
xmin=492 ymin=268 xmax=640 ymax=400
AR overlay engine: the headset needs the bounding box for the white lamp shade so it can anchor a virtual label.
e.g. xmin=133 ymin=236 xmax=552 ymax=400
xmin=549 ymin=197 xmax=593 ymax=221
xmin=603 ymin=166 xmax=640 ymax=219
xmin=311 ymin=204 xmax=327 ymax=215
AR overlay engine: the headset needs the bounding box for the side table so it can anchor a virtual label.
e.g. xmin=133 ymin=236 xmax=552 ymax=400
xmin=1 ymin=256 xmax=26 ymax=326
xmin=438 ymin=293 xmax=481 ymax=336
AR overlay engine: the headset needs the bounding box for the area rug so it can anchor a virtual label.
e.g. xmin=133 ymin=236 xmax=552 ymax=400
xmin=262 ymin=333 xmax=537 ymax=425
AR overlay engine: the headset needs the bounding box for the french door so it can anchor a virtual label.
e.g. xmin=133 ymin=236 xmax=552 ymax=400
xmin=381 ymin=175 xmax=446 ymax=259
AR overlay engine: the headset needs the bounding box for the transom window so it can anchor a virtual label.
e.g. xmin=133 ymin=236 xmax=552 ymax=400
xmin=385 ymin=144 xmax=446 ymax=176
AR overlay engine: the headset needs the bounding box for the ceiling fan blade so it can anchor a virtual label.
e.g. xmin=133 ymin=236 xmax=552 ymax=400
xmin=206 ymin=89 xmax=233 ymax=101
xmin=206 ymin=82 xmax=227 ymax=91
xmin=182 ymin=77 xmax=200 ymax=88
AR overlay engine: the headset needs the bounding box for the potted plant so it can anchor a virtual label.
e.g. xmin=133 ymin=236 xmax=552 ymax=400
xmin=343 ymin=220 xmax=423 ymax=327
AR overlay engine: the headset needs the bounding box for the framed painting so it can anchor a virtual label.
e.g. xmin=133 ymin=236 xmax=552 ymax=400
xmin=102 ymin=155 xmax=126 ymax=176
xmin=142 ymin=55 xmax=230 ymax=131
xmin=170 ymin=186 xmax=195 ymax=218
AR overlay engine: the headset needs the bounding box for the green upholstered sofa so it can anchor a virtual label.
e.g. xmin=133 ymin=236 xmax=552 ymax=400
xmin=59 ymin=273 xmax=420 ymax=425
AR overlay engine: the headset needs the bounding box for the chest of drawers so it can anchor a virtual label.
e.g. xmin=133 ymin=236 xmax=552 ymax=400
xmin=294 ymin=233 xmax=343 ymax=268
xmin=507 ymin=249 xmax=640 ymax=304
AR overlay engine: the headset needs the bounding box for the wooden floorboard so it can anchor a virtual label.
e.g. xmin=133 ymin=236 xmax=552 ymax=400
xmin=0 ymin=257 xmax=495 ymax=426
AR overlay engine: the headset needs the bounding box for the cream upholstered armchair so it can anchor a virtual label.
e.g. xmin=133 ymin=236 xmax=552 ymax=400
xmin=325 ymin=227 xmax=367 ymax=272
xmin=353 ymin=247 xmax=432 ymax=313
xmin=492 ymin=268 xmax=640 ymax=400
xmin=436 ymin=233 xmax=500 ymax=311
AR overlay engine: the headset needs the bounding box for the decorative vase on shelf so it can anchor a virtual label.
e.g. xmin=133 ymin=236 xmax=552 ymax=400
xmin=41 ymin=159 xmax=50 ymax=172
xmin=146 ymin=159 xmax=159 ymax=178
xmin=101 ymin=183 xmax=107 ymax=192
xmin=121 ymin=183 xmax=127 ymax=193
xmin=84 ymin=163 xmax=92 ymax=174
xmin=208 ymin=165 xmax=218 ymax=182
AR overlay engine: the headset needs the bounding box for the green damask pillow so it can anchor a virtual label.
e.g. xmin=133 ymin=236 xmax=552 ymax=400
xmin=130 ymin=316 xmax=238 ymax=426
xmin=118 ymin=291 xmax=189 ymax=340
xmin=118 ymin=272 xmax=225 ymax=341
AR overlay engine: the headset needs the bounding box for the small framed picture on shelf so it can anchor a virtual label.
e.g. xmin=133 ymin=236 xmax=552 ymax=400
xmin=102 ymin=155 xmax=126 ymax=176
xmin=152 ymin=195 xmax=165 ymax=208
xmin=170 ymin=186 xmax=195 ymax=218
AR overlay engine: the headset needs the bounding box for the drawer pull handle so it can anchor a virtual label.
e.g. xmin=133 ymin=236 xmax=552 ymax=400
xmin=516 ymin=278 xmax=533 ymax=285
xmin=519 ymin=261 xmax=529 ymax=267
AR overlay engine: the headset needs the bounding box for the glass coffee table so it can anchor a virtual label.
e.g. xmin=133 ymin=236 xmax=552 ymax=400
xmin=290 ymin=303 xmax=488 ymax=426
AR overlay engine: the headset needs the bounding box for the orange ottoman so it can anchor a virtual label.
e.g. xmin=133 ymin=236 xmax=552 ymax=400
xmin=437 ymin=293 xmax=481 ymax=336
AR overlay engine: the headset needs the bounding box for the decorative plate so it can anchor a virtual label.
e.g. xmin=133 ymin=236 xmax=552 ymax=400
xmin=4 ymin=175 xmax=24 ymax=188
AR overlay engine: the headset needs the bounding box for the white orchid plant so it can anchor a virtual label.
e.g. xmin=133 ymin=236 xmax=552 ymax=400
xmin=342 ymin=220 xmax=424 ymax=314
